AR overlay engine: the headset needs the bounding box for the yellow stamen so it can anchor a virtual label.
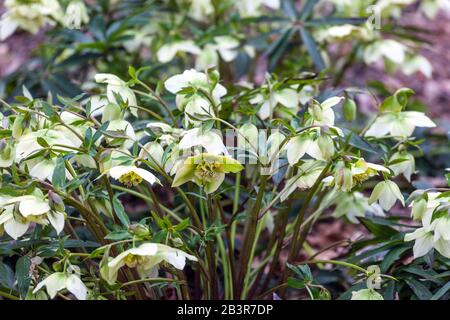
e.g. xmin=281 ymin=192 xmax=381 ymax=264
xmin=118 ymin=171 xmax=143 ymax=187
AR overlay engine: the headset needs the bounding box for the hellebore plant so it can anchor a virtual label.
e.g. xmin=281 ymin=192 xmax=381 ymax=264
xmin=0 ymin=0 xmax=449 ymax=302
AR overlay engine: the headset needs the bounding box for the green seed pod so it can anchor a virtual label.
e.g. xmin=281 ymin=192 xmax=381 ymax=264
xmin=343 ymin=99 xmax=357 ymax=121
xmin=52 ymin=260 xmax=63 ymax=272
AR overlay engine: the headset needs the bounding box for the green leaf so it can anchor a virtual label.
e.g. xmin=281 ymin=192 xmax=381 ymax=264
xmin=299 ymin=28 xmax=325 ymax=71
xmin=16 ymin=256 xmax=32 ymax=298
xmin=113 ymin=197 xmax=130 ymax=227
xmin=288 ymin=277 xmax=307 ymax=289
xmin=341 ymin=128 xmax=380 ymax=154
xmin=380 ymin=245 xmax=410 ymax=272
xmin=431 ymin=281 xmax=450 ymax=300
xmin=359 ymin=217 xmax=398 ymax=238
xmin=105 ymin=230 xmax=132 ymax=241
xmin=405 ymin=279 xmax=432 ymax=300
xmin=36 ymin=137 xmax=49 ymax=148
xmin=287 ymin=263 xmax=313 ymax=282
xmin=0 ymin=262 xmax=16 ymax=289
xmin=306 ymin=17 xmax=367 ymax=26
xmin=267 ymin=27 xmax=296 ymax=71
xmin=299 ymin=0 xmax=319 ymax=21
xmin=282 ymin=0 xmax=298 ymax=20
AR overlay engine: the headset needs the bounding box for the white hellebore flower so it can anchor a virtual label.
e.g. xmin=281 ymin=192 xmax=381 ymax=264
xmin=389 ymin=151 xmax=415 ymax=182
xmin=178 ymin=127 xmax=228 ymax=155
xmin=285 ymin=129 xmax=337 ymax=165
xmin=95 ymin=74 xmax=138 ymax=116
xmin=369 ymin=180 xmax=405 ymax=211
xmin=363 ymin=39 xmax=407 ymax=65
xmin=33 ymin=272 xmax=87 ymax=300
xmin=15 ymin=129 xmax=81 ymax=162
xmin=403 ymin=217 xmax=450 ymax=259
xmin=402 ymin=55 xmax=433 ymax=78
xmin=105 ymin=243 xmax=198 ymax=284
xmin=236 ymin=0 xmax=280 ymax=17
xmin=195 ymin=36 xmax=244 ymax=70
xmin=410 ymin=192 xmax=449 ymax=226
xmin=189 ymin=0 xmax=215 ymax=21
xmin=64 ymin=1 xmax=89 ymax=29
xmin=156 ymin=40 xmax=201 ymax=63
xmin=280 ymin=160 xmax=326 ymax=201
xmin=109 ymin=165 xmax=159 ymax=187
xmin=250 ymin=87 xmax=301 ymax=120
xmin=0 ymin=194 xmax=65 ymax=239
xmin=307 ymin=97 xmax=344 ymax=127
xmin=332 ymin=191 xmax=385 ymax=224
xmin=365 ymin=111 xmax=435 ymax=138
xmin=351 ymin=288 xmax=384 ymax=300
xmin=0 ymin=0 xmax=63 ymax=40
xmin=420 ymin=0 xmax=450 ymax=18
xmin=164 ymin=69 xmax=227 ymax=126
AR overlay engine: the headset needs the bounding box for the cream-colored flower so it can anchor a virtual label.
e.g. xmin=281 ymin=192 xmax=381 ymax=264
xmin=405 ymin=215 xmax=450 ymax=259
xmin=172 ymin=153 xmax=243 ymax=194
xmin=307 ymin=97 xmax=344 ymax=127
xmin=0 ymin=0 xmax=63 ymax=40
xmin=157 ymin=40 xmax=201 ymax=63
xmin=420 ymin=0 xmax=450 ymax=18
xmin=178 ymin=127 xmax=228 ymax=155
xmin=64 ymin=0 xmax=89 ymax=29
xmin=250 ymin=87 xmax=301 ymax=120
xmin=15 ymin=129 xmax=81 ymax=162
xmin=280 ymin=160 xmax=327 ymax=201
xmin=188 ymin=0 xmax=215 ymax=21
xmin=331 ymin=191 xmax=385 ymax=224
xmin=365 ymin=111 xmax=435 ymax=138
xmin=236 ymin=0 xmax=280 ymax=17
xmin=95 ymin=74 xmax=137 ymax=116
xmin=33 ymin=272 xmax=87 ymax=300
xmin=109 ymin=165 xmax=159 ymax=187
xmin=165 ymin=69 xmax=227 ymax=126
xmin=410 ymin=192 xmax=448 ymax=226
xmin=0 ymin=194 xmax=65 ymax=239
xmin=316 ymin=25 xmax=370 ymax=42
xmin=388 ymin=151 xmax=415 ymax=182
xmin=104 ymin=243 xmax=197 ymax=284
xmin=363 ymin=39 xmax=407 ymax=65
xmin=351 ymin=288 xmax=384 ymax=300
xmin=285 ymin=129 xmax=337 ymax=165
xmin=331 ymin=159 xmax=390 ymax=192
xmin=369 ymin=180 xmax=405 ymax=211
xmin=402 ymin=55 xmax=433 ymax=78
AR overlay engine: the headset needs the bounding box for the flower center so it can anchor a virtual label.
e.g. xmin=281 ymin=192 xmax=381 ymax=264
xmin=123 ymin=254 xmax=146 ymax=268
xmin=353 ymin=168 xmax=376 ymax=185
xmin=118 ymin=171 xmax=143 ymax=187
xmin=195 ymin=161 xmax=221 ymax=182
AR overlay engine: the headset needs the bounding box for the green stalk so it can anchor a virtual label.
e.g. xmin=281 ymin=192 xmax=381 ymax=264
xmin=235 ymin=174 xmax=269 ymax=299
xmin=279 ymin=162 xmax=332 ymax=297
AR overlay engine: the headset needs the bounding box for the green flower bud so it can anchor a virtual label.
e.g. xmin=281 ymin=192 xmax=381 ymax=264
xmin=48 ymin=191 xmax=65 ymax=212
xmin=343 ymin=99 xmax=357 ymax=121
xmin=128 ymin=223 xmax=150 ymax=238
xmin=52 ymin=261 xmax=63 ymax=272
